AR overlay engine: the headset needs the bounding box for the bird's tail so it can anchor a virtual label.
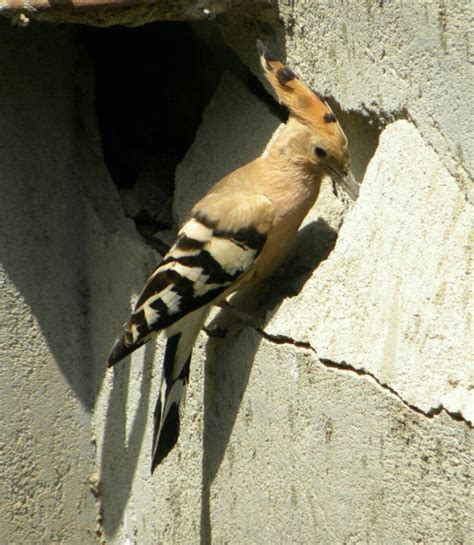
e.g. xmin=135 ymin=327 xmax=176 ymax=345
xmin=151 ymin=306 xmax=209 ymax=472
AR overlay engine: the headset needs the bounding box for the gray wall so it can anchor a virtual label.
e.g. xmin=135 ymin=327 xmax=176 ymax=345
xmin=1 ymin=1 xmax=473 ymax=543
xmin=0 ymin=24 xmax=98 ymax=542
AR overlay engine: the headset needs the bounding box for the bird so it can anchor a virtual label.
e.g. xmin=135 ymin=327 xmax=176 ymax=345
xmin=106 ymin=40 xmax=358 ymax=473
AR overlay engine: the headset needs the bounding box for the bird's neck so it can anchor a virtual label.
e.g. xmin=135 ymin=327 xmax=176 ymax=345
xmin=264 ymin=124 xmax=323 ymax=190
xmin=258 ymin=153 xmax=323 ymax=225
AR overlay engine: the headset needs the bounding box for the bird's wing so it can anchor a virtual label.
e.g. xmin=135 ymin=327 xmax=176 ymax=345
xmin=107 ymin=189 xmax=273 ymax=366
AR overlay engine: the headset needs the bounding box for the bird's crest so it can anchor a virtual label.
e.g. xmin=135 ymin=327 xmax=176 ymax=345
xmin=257 ymin=40 xmax=345 ymax=144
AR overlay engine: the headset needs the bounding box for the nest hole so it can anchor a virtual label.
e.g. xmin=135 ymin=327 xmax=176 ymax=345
xmin=81 ymin=21 xmax=282 ymax=251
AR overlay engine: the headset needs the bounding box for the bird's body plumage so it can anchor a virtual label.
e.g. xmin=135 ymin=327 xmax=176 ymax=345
xmin=107 ymin=42 xmax=357 ymax=472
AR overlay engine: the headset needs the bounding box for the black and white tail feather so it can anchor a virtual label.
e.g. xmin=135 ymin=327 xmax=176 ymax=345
xmin=151 ymin=307 xmax=208 ymax=468
xmin=107 ymin=203 xmax=269 ymax=472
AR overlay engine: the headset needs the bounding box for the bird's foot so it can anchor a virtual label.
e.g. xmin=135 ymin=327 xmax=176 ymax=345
xmin=216 ymin=300 xmax=265 ymax=330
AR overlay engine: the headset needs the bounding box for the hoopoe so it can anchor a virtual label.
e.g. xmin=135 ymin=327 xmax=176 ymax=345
xmin=107 ymin=41 xmax=358 ymax=472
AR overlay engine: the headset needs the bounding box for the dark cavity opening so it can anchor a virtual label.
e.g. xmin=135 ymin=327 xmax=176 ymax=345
xmin=327 ymin=99 xmax=383 ymax=185
xmin=81 ymin=22 xmax=209 ymax=245
xmin=81 ymin=21 xmax=283 ymax=249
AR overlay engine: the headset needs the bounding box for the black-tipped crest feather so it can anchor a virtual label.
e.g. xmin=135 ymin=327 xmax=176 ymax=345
xmin=256 ymin=38 xmax=277 ymax=63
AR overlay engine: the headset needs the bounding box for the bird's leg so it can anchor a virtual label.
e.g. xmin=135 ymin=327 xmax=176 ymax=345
xmin=216 ymin=300 xmax=265 ymax=329
xmin=203 ymin=323 xmax=227 ymax=338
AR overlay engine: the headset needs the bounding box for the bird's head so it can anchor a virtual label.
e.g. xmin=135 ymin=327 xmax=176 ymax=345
xmin=257 ymin=40 xmax=359 ymax=200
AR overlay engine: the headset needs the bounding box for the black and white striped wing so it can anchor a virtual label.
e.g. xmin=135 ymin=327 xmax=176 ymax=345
xmin=106 ymin=193 xmax=272 ymax=366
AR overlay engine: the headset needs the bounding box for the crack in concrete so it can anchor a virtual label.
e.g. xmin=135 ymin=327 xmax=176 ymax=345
xmin=256 ymin=327 xmax=473 ymax=428
xmin=88 ymin=430 xmax=106 ymax=545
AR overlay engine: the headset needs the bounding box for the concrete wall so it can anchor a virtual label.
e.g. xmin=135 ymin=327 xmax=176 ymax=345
xmin=0 ymin=24 xmax=99 ymax=543
xmin=1 ymin=1 xmax=472 ymax=543
xmin=0 ymin=21 xmax=159 ymax=543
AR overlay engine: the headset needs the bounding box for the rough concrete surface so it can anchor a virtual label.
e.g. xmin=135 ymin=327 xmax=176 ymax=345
xmin=1 ymin=1 xmax=473 ymax=544
xmin=174 ymin=71 xmax=282 ymax=225
xmin=1 ymin=0 xmax=276 ymax=28
xmin=266 ymin=120 xmax=474 ymax=424
xmin=205 ymin=333 xmax=472 ymax=545
xmin=219 ymin=0 xmax=474 ymax=200
xmin=0 ymin=24 xmax=99 ymax=543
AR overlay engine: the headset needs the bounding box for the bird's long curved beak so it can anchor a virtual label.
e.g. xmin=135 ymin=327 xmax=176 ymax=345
xmin=327 ymin=166 xmax=360 ymax=201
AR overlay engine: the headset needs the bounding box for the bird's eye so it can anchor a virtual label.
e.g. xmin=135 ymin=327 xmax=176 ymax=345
xmin=314 ymin=146 xmax=327 ymax=158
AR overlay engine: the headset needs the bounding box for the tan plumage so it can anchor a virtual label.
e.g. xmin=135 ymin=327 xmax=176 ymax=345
xmin=107 ymin=41 xmax=358 ymax=472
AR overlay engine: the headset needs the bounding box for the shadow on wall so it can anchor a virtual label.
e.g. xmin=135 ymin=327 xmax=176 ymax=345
xmin=86 ymin=18 xmax=288 ymax=538
xmin=0 ymin=23 xmax=97 ymax=409
xmin=199 ymin=218 xmax=338 ymax=544
xmin=329 ymin=104 xmax=382 ymax=185
xmin=99 ymin=341 xmax=156 ymax=535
